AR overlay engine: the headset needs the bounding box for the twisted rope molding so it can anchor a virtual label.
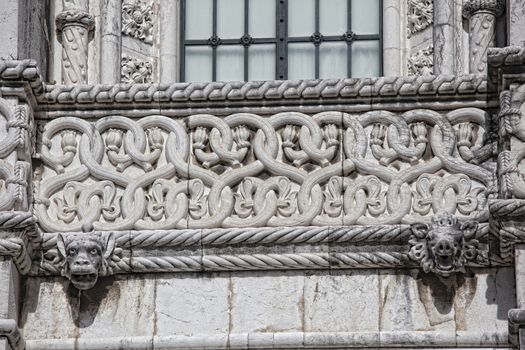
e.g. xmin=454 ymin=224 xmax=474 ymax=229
xmin=37 ymin=248 xmax=506 ymax=276
xmin=0 ymin=211 xmax=36 ymax=229
xmin=0 ymin=237 xmax=31 ymax=273
xmin=40 ymin=224 xmax=490 ymax=250
xmin=42 ymin=74 xmax=488 ymax=105
xmin=488 ymin=46 xmax=525 ymax=67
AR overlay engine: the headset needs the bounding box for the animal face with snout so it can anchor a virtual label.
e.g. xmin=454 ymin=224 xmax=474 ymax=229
xmin=57 ymin=234 xmax=115 ymax=290
xmin=409 ymin=213 xmax=479 ymax=276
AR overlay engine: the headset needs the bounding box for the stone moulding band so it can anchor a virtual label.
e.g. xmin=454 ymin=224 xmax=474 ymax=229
xmin=23 ymin=330 xmax=508 ymax=350
xmin=31 ymin=223 xmax=508 ymax=276
xmin=0 ymin=60 xmax=490 ymax=112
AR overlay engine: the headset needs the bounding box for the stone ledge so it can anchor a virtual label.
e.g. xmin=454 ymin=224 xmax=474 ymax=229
xmin=23 ymin=331 xmax=510 ymax=350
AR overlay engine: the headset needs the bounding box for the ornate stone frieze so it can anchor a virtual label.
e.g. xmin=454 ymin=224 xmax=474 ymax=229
xmin=121 ymin=55 xmax=153 ymax=83
xmin=34 ymin=109 xmax=493 ymax=232
xmin=122 ymin=0 xmax=154 ymax=44
xmin=407 ymin=46 xmax=434 ymax=76
xmin=408 ymin=213 xmax=481 ymax=276
xmin=407 ymin=0 xmax=433 ymax=36
xmin=56 ymin=233 xmax=117 ymax=289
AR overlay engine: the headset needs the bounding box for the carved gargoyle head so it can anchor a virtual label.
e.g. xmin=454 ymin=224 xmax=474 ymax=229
xmin=57 ymin=233 xmax=115 ymax=290
xmin=409 ymin=213 xmax=479 ymax=276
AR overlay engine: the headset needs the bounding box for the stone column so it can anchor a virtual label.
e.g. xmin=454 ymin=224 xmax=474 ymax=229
xmin=462 ymin=0 xmax=505 ymax=74
xmin=55 ymin=0 xmax=95 ymax=84
xmin=382 ymin=0 xmax=404 ymax=76
xmin=160 ymin=0 xmax=179 ymax=83
xmin=433 ymin=0 xmax=455 ymax=75
xmin=100 ymin=0 xmax=122 ymax=84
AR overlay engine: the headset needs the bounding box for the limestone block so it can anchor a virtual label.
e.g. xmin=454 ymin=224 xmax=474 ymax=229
xmin=230 ymin=271 xmax=304 ymax=333
xmin=21 ymin=275 xmax=156 ymax=340
xmin=77 ymin=275 xmax=156 ymax=338
xmin=509 ymin=0 xmax=525 ymax=46
xmin=303 ymin=270 xmax=380 ymax=333
xmin=155 ymin=273 xmax=231 ymax=336
xmin=20 ymin=278 xmax=77 ymax=339
xmin=0 ymin=259 xmax=19 ymax=320
xmin=379 ymin=268 xmax=515 ymax=342
xmin=379 ymin=270 xmax=434 ymax=332
xmin=0 ymin=0 xmax=18 ymax=59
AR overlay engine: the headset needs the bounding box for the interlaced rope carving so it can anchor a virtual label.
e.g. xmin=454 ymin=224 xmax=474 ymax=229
xmin=35 ymin=109 xmax=493 ymax=233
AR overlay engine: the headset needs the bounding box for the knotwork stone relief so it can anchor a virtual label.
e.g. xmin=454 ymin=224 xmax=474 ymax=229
xmin=409 ymin=212 xmax=480 ymax=276
xmin=33 ymin=109 xmax=493 ymax=232
xmin=56 ymin=233 xmax=117 ymax=290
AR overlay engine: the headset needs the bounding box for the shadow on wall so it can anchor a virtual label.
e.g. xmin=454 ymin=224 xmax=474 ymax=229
xmin=19 ymin=276 xmax=117 ymax=329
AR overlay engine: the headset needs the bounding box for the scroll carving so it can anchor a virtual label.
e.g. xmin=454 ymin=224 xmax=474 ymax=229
xmin=34 ymin=109 xmax=493 ymax=232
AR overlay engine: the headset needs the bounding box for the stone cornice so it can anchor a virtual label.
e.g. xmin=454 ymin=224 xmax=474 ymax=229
xmin=0 ymin=60 xmax=492 ymax=115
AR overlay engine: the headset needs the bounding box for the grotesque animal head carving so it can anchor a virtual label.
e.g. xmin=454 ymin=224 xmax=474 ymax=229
xmin=409 ymin=213 xmax=479 ymax=276
xmin=57 ymin=233 xmax=116 ymax=290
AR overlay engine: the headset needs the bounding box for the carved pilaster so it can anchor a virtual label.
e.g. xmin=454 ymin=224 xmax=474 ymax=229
xmin=55 ymin=2 xmax=95 ymax=84
xmin=463 ymin=0 xmax=505 ymax=74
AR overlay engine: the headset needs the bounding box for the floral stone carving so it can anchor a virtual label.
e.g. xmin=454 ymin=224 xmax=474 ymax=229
xmin=407 ymin=0 xmax=433 ymax=36
xmin=122 ymin=0 xmax=153 ymax=44
xmin=121 ymin=55 xmax=153 ymax=83
xmin=408 ymin=46 xmax=434 ymax=76
xmin=409 ymin=213 xmax=480 ymax=276
xmin=56 ymin=233 xmax=116 ymax=290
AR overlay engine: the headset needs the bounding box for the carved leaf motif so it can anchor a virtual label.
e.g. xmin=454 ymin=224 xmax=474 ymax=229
xmin=189 ymin=179 xmax=208 ymax=220
xmin=323 ymin=177 xmax=343 ymax=217
xmin=276 ymin=177 xmax=297 ymax=217
xmin=234 ymin=178 xmax=257 ymax=218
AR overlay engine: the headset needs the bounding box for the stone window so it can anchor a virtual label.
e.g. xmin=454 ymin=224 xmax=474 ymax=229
xmin=180 ymin=0 xmax=382 ymax=82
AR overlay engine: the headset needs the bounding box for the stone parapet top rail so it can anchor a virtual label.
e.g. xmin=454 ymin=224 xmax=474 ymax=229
xmin=0 ymin=59 xmax=496 ymax=115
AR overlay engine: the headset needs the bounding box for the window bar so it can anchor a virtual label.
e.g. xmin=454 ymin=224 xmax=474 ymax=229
xmin=379 ymin=0 xmax=384 ymax=76
xmin=347 ymin=0 xmax=352 ymax=78
xmin=277 ymin=0 xmax=287 ymax=80
xmin=314 ymin=0 xmax=320 ymax=79
xmin=212 ymin=0 xmax=218 ymax=81
xmin=180 ymin=0 xmax=186 ymax=81
xmin=244 ymin=0 xmax=249 ymax=81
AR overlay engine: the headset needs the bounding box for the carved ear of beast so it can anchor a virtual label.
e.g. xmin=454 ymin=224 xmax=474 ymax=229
xmin=103 ymin=233 xmax=116 ymax=260
xmin=460 ymin=220 xmax=478 ymax=240
xmin=410 ymin=222 xmax=429 ymax=238
xmin=56 ymin=233 xmax=67 ymax=258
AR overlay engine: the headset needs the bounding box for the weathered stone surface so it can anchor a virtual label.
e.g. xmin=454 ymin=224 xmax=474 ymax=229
xmin=304 ymin=270 xmax=379 ymax=332
xmin=21 ymin=275 xmax=156 ymax=340
xmin=509 ymin=0 xmax=525 ymax=46
xmin=0 ymin=259 xmax=19 ymax=321
xmin=230 ymin=271 xmax=304 ymax=333
xmin=155 ymin=273 xmax=231 ymax=336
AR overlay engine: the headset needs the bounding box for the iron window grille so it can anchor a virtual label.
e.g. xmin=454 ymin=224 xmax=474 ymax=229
xmin=180 ymin=0 xmax=383 ymax=82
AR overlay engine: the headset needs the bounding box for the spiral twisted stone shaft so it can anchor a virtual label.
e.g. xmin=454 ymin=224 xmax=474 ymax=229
xmin=55 ymin=1 xmax=94 ymax=84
